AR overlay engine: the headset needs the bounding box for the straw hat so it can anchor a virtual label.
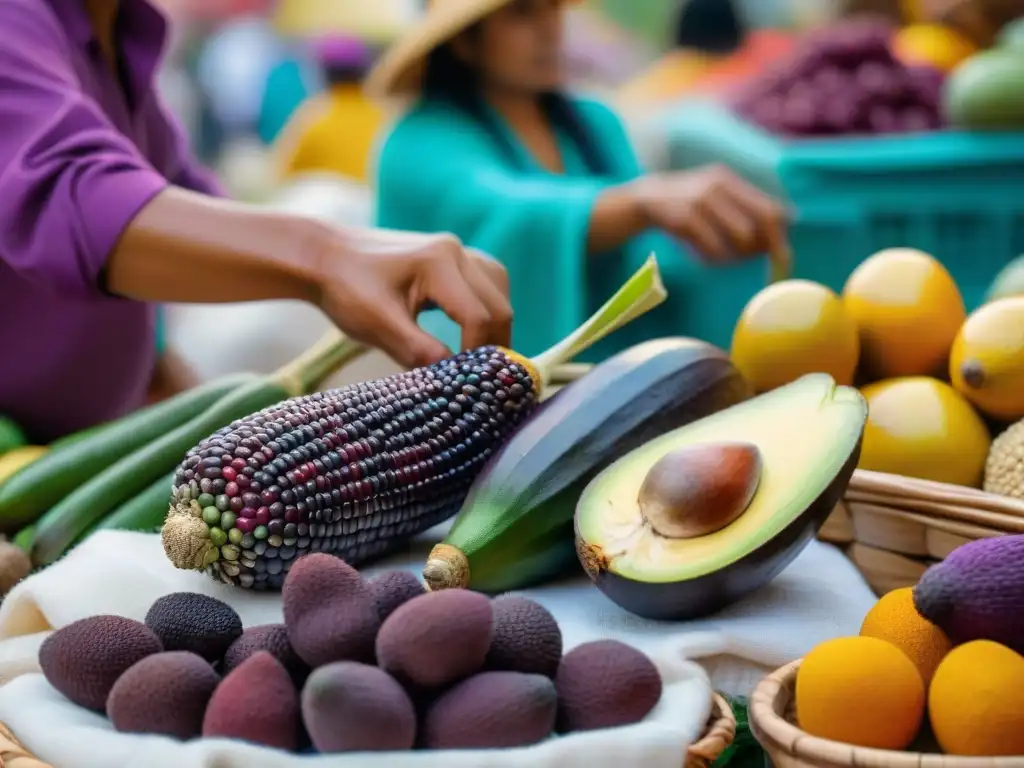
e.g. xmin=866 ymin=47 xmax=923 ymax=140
xmin=273 ymin=0 xmax=417 ymax=44
xmin=364 ymin=0 xmax=578 ymax=98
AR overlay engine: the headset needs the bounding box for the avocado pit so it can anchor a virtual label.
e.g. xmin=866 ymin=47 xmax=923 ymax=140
xmin=637 ymin=442 xmax=762 ymax=539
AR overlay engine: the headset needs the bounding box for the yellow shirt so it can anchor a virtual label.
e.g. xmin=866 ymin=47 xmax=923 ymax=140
xmin=274 ymin=84 xmax=384 ymax=183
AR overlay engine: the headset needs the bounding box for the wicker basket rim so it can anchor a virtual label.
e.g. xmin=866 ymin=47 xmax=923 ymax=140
xmin=688 ymin=692 xmax=737 ymax=766
xmin=749 ymin=661 xmax=1024 ymax=767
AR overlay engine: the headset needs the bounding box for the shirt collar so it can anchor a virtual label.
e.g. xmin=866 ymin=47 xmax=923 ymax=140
xmin=47 ymin=0 xmax=169 ymax=106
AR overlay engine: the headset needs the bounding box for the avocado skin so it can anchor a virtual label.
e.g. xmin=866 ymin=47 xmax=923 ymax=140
xmin=577 ymin=442 xmax=862 ymax=621
xmin=444 ymin=338 xmax=751 ymax=593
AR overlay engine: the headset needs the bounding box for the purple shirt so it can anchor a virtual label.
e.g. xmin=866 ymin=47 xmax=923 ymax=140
xmin=0 ymin=0 xmax=222 ymax=442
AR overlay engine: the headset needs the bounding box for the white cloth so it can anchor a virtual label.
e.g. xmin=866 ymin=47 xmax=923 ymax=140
xmin=0 ymin=527 xmax=875 ymax=768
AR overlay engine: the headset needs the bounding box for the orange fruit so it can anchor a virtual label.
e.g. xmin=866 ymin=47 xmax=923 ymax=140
xmin=859 ymin=377 xmax=990 ymax=487
xmin=859 ymin=587 xmax=952 ymax=685
xmin=730 ymin=280 xmax=859 ymax=393
xmin=929 ymin=641 xmax=1024 ymax=756
xmin=796 ymin=636 xmax=925 ymax=749
xmin=842 ymin=248 xmax=965 ymax=380
xmin=893 ymin=24 xmax=979 ymax=72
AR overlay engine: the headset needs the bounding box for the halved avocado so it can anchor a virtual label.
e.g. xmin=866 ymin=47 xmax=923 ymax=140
xmin=574 ymin=373 xmax=867 ymax=621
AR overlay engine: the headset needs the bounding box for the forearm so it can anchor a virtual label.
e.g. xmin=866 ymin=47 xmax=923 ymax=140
xmin=106 ymin=186 xmax=328 ymax=305
xmin=586 ymin=181 xmax=650 ymax=255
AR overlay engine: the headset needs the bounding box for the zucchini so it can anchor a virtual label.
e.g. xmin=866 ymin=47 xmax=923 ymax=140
xmin=0 ymin=417 xmax=26 ymax=456
xmin=94 ymin=473 xmax=174 ymax=533
xmin=11 ymin=524 xmax=34 ymax=553
xmin=31 ymin=331 xmax=366 ymax=566
xmin=0 ymin=373 xmax=258 ymax=532
xmin=422 ymin=338 xmax=752 ymax=594
xmin=49 ymin=419 xmax=118 ymax=449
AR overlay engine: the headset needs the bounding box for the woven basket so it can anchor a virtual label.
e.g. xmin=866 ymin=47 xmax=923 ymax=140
xmin=547 ymin=363 xmax=1024 ymax=595
xmin=688 ymin=693 xmax=738 ymax=768
xmin=821 ymin=470 xmax=1024 ymax=594
xmin=0 ymin=695 xmax=734 ymax=768
xmin=749 ymin=660 xmax=1024 ymax=768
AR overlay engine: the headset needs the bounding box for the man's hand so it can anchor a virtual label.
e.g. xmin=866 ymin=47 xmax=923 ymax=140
xmin=318 ymin=229 xmax=513 ymax=369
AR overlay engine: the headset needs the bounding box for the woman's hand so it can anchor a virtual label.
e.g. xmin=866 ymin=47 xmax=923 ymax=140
xmin=317 ymin=228 xmax=514 ymax=370
xmin=632 ymin=166 xmax=789 ymax=265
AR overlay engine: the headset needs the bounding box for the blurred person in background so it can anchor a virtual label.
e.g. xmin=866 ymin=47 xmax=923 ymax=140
xmin=0 ymin=0 xmax=512 ymax=443
xmin=273 ymin=35 xmax=384 ymax=183
xmin=368 ymin=0 xmax=789 ymax=362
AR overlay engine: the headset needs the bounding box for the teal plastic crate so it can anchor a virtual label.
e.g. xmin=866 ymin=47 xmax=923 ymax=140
xmin=664 ymin=101 xmax=1024 ymax=345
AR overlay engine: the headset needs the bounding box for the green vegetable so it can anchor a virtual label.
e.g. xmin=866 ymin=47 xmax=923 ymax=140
xmin=11 ymin=524 xmax=34 ymax=553
xmin=422 ymin=337 xmax=749 ymax=594
xmin=161 ymin=257 xmax=669 ymax=590
xmin=945 ymin=48 xmax=1024 ymax=130
xmin=31 ymin=332 xmax=366 ymax=567
xmin=996 ymin=17 xmax=1024 ymax=51
xmin=0 ymin=373 xmax=258 ymax=533
xmin=94 ymin=473 xmax=174 ymax=534
xmin=0 ymin=417 xmax=26 ymax=457
xmin=986 ymin=255 xmax=1024 ymax=302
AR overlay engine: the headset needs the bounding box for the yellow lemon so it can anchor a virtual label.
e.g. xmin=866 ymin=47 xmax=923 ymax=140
xmin=730 ymin=279 xmax=859 ymax=393
xmin=893 ymin=23 xmax=979 ymax=73
xmin=843 ymin=248 xmax=965 ymax=380
xmin=950 ymin=297 xmax=1024 ymax=421
xmin=859 ymin=377 xmax=990 ymax=487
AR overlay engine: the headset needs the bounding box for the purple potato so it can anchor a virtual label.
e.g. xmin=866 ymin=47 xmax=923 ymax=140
xmin=809 ymin=65 xmax=849 ymax=94
xmin=811 ymin=20 xmax=897 ymax=67
xmin=866 ymin=104 xmax=899 ymax=133
xmin=819 ymin=97 xmax=861 ymax=134
xmin=779 ymin=93 xmax=821 ymax=136
xmin=904 ymin=65 xmax=946 ymax=109
xmin=747 ymin=95 xmax=786 ymax=132
xmin=897 ymin=106 xmax=938 ymax=133
xmin=853 ymin=60 xmax=906 ymax=102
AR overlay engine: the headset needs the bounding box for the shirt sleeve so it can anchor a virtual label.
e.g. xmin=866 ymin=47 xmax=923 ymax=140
xmin=0 ymin=6 xmax=170 ymax=297
xmin=155 ymin=95 xmax=226 ymax=197
xmin=570 ymin=96 xmax=646 ymax=181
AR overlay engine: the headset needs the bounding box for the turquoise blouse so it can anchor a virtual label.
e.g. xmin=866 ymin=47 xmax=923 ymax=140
xmin=375 ymin=96 xmax=726 ymax=362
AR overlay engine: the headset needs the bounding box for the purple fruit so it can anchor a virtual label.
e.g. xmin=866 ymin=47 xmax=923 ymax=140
xmin=780 ymin=93 xmax=820 ymax=135
xmin=866 ymin=104 xmax=899 ymax=133
xmin=913 ymin=536 xmax=1024 ymax=655
xmin=107 ymin=651 xmax=219 ymax=739
xmin=222 ymin=624 xmax=308 ymax=684
xmin=283 ymin=553 xmax=380 ymax=667
xmin=555 ymin=640 xmax=662 ymax=733
xmin=145 ymin=592 xmax=242 ymax=662
xmin=301 ymin=662 xmax=416 ymax=752
xmin=202 ymin=651 xmax=300 ymax=750
xmin=854 ymin=60 xmax=902 ymax=101
xmin=39 ymin=615 xmax=163 ymax=712
xmin=376 ymin=590 xmax=493 ymax=688
xmin=485 ymin=595 xmax=563 ymax=678
xmin=421 ymin=671 xmax=556 ymax=749
xmin=898 ymin=106 xmax=938 ymax=133
xmin=366 ymin=570 xmax=426 ymax=622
